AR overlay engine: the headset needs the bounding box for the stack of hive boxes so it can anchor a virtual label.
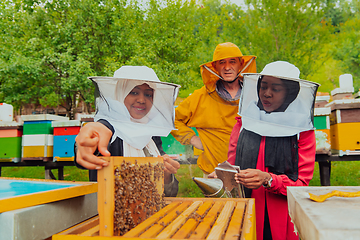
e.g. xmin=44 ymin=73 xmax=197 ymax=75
xmin=0 ymin=122 xmax=23 ymax=163
xmin=21 ymin=114 xmax=69 ymax=161
xmin=326 ymin=74 xmax=360 ymax=156
xmin=314 ymin=93 xmax=331 ymax=155
xmin=52 ymin=120 xmax=81 ymax=162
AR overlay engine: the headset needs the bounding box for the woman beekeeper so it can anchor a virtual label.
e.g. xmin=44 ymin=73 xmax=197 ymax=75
xmin=74 ymin=66 xmax=181 ymax=197
xmin=228 ymin=61 xmax=319 ymax=240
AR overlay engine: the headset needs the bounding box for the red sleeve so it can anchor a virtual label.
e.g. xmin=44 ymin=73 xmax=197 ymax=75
xmin=228 ymin=117 xmax=242 ymax=165
xmin=268 ymin=130 xmax=316 ymax=196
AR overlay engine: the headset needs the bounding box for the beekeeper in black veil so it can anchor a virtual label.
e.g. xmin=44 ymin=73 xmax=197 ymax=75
xmin=227 ymin=61 xmax=319 ymax=240
xmin=74 ymin=66 xmax=181 ymax=197
xmin=239 ymin=61 xmax=318 ymax=137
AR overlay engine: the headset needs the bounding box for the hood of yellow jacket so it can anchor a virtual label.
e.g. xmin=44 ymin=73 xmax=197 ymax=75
xmin=200 ymin=42 xmax=257 ymax=93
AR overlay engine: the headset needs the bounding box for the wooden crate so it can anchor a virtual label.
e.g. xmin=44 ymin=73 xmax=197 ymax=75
xmin=53 ymin=198 xmax=256 ymax=240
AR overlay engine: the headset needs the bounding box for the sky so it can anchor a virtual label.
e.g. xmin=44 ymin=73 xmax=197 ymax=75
xmin=227 ymin=0 xmax=246 ymax=8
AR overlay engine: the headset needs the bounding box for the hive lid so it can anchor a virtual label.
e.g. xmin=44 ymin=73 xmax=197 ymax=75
xmin=21 ymin=114 xmax=69 ymax=122
xmin=52 ymin=120 xmax=81 ymax=127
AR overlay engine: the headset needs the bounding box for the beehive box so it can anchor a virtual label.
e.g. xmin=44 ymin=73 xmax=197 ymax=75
xmin=0 ymin=177 xmax=98 ymax=240
xmin=54 ymin=198 xmax=255 ymax=240
xmin=21 ymin=114 xmax=69 ymax=160
xmin=53 ymin=156 xmax=256 ymax=240
xmin=0 ymin=123 xmax=23 ymax=162
xmin=52 ymin=120 xmax=81 ymax=161
xmin=288 ymin=186 xmax=360 ymax=240
xmin=22 ymin=134 xmax=54 ymax=159
xmin=326 ymin=99 xmax=360 ymax=155
xmin=314 ymin=107 xmax=331 ymax=155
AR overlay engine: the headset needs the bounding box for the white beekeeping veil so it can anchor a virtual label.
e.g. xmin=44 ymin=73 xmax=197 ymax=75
xmin=90 ymin=66 xmax=180 ymax=150
xmin=239 ymin=61 xmax=319 ymax=137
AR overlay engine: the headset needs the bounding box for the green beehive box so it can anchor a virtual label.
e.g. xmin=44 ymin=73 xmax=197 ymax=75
xmin=23 ymin=121 xmax=53 ymax=135
xmin=0 ymin=137 xmax=22 ymax=162
xmin=314 ymin=115 xmax=328 ymax=130
xmin=161 ymin=134 xmax=186 ymax=156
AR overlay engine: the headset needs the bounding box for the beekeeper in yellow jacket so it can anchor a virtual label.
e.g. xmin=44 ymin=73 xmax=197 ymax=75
xmin=171 ymin=42 xmax=257 ymax=174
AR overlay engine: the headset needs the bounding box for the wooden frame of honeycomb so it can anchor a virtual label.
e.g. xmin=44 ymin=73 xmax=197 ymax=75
xmin=97 ymin=156 xmax=164 ymax=237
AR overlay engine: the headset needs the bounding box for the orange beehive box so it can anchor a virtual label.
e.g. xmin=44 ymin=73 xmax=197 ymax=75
xmin=53 ymin=157 xmax=256 ymax=240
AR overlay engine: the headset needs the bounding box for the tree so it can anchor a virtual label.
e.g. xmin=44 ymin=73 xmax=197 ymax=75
xmin=332 ymin=0 xmax=360 ymax=91
xmin=0 ymin=0 xmax=144 ymax=118
xmin=222 ymin=0 xmax=333 ymax=80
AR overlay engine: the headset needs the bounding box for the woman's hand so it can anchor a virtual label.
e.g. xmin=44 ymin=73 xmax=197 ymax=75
xmin=75 ymin=122 xmax=112 ymax=170
xmin=162 ymin=154 xmax=180 ymax=184
xmin=207 ymin=171 xmax=217 ymax=178
xmin=235 ymin=169 xmax=271 ymax=189
xmin=190 ymin=136 xmax=204 ymax=151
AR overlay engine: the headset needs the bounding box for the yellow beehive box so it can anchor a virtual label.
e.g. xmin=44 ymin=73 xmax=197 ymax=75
xmin=330 ymin=122 xmax=360 ymax=154
xmin=54 ymin=198 xmax=256 ymax=240
xmin=53 ymin=156 xmax=256 ymax=240
xmin=21 ymin=134 xmax=53 ymax=159
xmin=326 ymin=99 xmax=360 ymax=155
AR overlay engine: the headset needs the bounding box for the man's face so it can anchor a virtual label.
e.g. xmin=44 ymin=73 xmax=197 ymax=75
xmin=213 ymin=57 xmax=242 ymax=82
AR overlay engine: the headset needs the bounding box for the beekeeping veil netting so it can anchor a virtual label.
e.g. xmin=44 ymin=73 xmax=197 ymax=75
xmin=90 ymin=66 xmax=180 ymax=150
xmin=239 ymin=61 xmax=319 ymax=137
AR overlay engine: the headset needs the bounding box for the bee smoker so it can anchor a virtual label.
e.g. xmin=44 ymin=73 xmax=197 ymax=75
xmin=192 ymin=161 xmax=245 ymax=198
xmin=192 ymin=177 xmax=228 ymax=198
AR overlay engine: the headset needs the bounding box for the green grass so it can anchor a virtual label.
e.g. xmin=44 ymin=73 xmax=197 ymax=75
xmin=1 ymin=161 xmax=360 ymax=197
xmin=1 ymin=166 xmax=89 ymax=181
xmin=310 ymin=161 xmax=360 ymax=186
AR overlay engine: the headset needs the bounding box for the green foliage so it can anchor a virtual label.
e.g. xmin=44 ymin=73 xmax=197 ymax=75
xmin=331 ymin=5 xmax=360 ymax=91
xmin=1 ymin=0 xmax=359 ymax=112
xmin=224 ymin=0 xmax=333 ymax=80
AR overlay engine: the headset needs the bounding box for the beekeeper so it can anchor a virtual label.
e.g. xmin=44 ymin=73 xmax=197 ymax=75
xmin=74 ymin=66 xmax=181 ymax=197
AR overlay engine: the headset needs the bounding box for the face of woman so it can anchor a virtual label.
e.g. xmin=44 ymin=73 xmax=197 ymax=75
xmin=259 ymin=76 xmax=287 ymax=113
xmin=124 ymin=83 xmax=154 ymax=119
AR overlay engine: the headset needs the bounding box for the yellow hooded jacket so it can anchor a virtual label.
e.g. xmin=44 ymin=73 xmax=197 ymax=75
xmin=171 ymin=42 xmax=257 ymax=174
